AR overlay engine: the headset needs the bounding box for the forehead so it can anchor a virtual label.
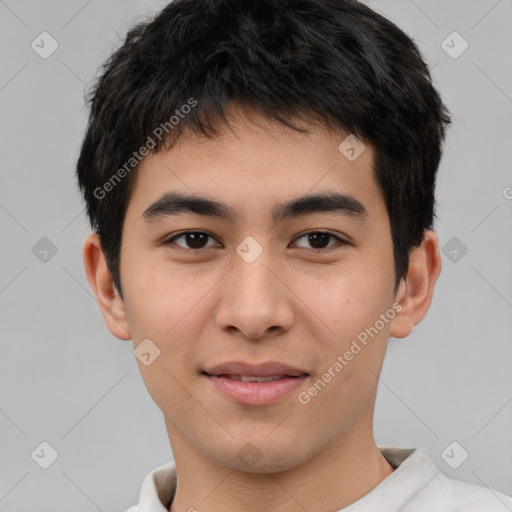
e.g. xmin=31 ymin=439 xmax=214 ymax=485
xmin=124 ymin=107 xmax=386 ymax=227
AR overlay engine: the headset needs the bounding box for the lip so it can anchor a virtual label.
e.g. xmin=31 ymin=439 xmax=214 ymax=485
xmin=204 ymin=374 xmax=308 ymax=406
xmin=202 ymin=361 xmax=310 ymax=406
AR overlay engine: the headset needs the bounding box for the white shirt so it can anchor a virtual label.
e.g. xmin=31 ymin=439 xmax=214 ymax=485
xmin=124 ymin=446 xmax=512 ymax=511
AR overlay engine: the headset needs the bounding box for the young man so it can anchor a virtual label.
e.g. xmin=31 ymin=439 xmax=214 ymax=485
xmin=76 ymin=0 xmax=512 ymax=510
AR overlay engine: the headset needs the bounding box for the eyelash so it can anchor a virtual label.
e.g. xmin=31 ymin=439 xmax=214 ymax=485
xmin=163 ymin=230 xmax=347 ymax=253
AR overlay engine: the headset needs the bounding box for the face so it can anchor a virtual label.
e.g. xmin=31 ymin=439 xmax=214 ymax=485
xmin=116 ymin=106 xmax=404 ymax=472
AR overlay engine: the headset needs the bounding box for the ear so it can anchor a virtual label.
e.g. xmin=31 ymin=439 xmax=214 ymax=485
xmin=82 ymin=233 xmax=131 ymax=340
xmin=389 ymin=230 xmax=442 ymax=339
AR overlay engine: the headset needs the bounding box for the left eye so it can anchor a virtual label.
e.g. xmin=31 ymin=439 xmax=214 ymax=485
xmin=165 ymin=231 xmax=344 ymax=251
xmin=293 ymin=231 xmax=344 ymax=250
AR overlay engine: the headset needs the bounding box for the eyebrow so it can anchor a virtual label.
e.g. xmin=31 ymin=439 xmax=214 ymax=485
xmin=141 ymin=191 xmax=368 ymax=224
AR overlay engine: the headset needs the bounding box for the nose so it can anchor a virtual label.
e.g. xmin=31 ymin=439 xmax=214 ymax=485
xmin=215 ymin=247 xmax=295 ymax=340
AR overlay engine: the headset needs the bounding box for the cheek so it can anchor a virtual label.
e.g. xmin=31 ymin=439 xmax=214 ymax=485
xmin=121 ymin=253 xmax=203 ymax=340
xmin=308 ymin=265 xmax=393 ymax=348
xmin=306 ymin=275 xmax=393 ymax=419
xmin=122 ymin=262 xmax=213 ymax=389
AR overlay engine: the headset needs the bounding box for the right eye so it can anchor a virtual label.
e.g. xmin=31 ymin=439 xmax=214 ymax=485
xmin=163 ymin=231 xmax=221 ymax=251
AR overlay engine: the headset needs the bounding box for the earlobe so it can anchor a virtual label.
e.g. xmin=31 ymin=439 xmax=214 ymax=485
xmin=389 ymin=230 xmax=442 ymax=339
xmin=82 ymin=234 xmax=132 ymax=341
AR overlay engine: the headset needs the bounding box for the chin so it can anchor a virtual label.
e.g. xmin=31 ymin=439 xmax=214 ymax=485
xmin=214 ymin=444 xmax=309 ymax=474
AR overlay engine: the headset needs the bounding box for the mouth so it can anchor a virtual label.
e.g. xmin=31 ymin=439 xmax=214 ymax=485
xmin=203 ymin=360 xmax=309 ymax=378
xmin=203 ymin=374 xmax=304 ymax=382
xmin=201 ymin=361 xmax=310 ymax=406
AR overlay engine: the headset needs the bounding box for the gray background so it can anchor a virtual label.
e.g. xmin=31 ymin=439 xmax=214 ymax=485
xmin=1 ymin=0 xmax=511 ymax=510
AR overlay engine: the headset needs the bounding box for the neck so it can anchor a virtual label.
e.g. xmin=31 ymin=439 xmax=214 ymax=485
xmin=168 ymin=429 xmax=394 ymax=512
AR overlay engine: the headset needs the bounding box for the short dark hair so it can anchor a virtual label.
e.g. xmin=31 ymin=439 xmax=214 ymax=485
xmin=76 ymin=0 xmax=452 ymax=300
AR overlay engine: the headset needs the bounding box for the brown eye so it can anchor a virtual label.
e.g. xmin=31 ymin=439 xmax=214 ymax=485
xmin=166 ymin=231 xmax=218 ymax=250
xmin=293 ymin=231 xmax=345 ymax=251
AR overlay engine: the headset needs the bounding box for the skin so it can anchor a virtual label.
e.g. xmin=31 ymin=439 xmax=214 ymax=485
xmin=83 ymin=104 xmax=441 ymax=512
